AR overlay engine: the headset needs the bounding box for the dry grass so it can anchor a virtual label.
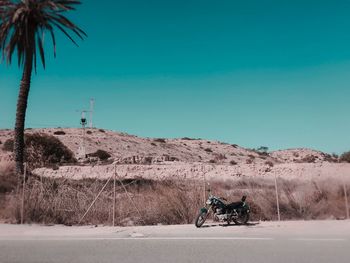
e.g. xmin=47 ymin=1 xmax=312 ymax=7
xmin=0 ymin=170 xmax=349 ymax=225
xmin=210 ymin=177 xmax=348 ymax=221
xmin=0 ymin=161 xmax=18 ymax=221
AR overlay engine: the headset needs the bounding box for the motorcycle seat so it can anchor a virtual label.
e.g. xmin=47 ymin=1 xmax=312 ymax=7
xmin=226 ymin=201 xmax=243 ymax=209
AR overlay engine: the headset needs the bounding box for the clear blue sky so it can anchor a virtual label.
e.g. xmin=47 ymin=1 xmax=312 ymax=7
xmin=1 ymin=0 xmax=350 ymax=154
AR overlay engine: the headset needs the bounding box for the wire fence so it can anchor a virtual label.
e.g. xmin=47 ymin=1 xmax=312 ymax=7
xmin=16 ymin=163 xmax=350 ymax=226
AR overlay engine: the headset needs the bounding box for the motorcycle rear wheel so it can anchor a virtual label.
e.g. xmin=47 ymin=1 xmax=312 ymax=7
xmin=195 ymin=212 xmax=208 ymax=228
xmin=233 ymin=212 xmax=249 ymax=225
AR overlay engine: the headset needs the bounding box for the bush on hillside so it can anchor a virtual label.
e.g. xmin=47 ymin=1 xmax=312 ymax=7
xmin=53 ymin=131 xmax=66 ymax=135
xmin=88 ymin=149 xmax=111 ymax=161
xmin=0 ymin=163 xmax=17 ymax=193
xmin=2 ymin=139 xmax=14 ymax=152
xmin=265 ymin=161 xmax=274 ymax=167
xmin=25 ymin=133 xmax=76 ymax=169
xmin=154 ymin=138 xmax=166 ymax=143
xmin=340 ymin=151 xmax=350 ymax=163
xmin=204 ymin=148 xmax=212 ymax=153
xmin=300 ymin=155 xmax=317 ymax=163
xmin=2 ymin=133 xmax=76 ymax=170
xmin=230 ymin=160 xmax=238 ymax=165
xmin=181 ymin=137 xmax=200 ymax=140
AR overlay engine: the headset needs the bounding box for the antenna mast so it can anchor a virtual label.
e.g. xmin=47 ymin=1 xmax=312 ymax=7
xmin=89 ymin=98 xmax=94 ymax=128
xmin=76 ymin=99 xmax=95 ymax=159
xmin=77 ymin=110 xmax=87 ymax=159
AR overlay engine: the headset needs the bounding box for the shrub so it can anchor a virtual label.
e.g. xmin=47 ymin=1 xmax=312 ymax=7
xmin=257 ymin=151 xmax=269 ymax=157
xmin=230 ymin=160 xmax=238 ymax=165
xmin=204 ymin=148 xmax=212 ymax=153
xmin=248 ymin=154 xmax=255 ymax=159
xmin=86 ymin=130 xmax=92 ymax=135
xmin=53 ymin=130 xmax=66 ymax=135
xmin=257 ymin=146 xmax=269 ymax=153
xmin=142 ymin=156 xmax=153 ymax=164
xmin=2 ymin=139 xmax=14 ymax=152
xmin=265 ymin=161 xmax=274 ymax=167
xmin=340 ymin=151 xmax=350 ymax=163
xmin=0 ymin=163 xmax=16 ymax=193
xmin=25 ymin=133 xmax=76 ymax=169
xmin=154 ymin=138 xmax=166 ymax=143
xmin=181 ymin=137 xmax=199 ymax=140
xmin=213 ymin=153 xmax=226 ymax=161
xmin=209 ymin=159 xmax=216 ymax=163
xmin=88 ymin=149 xmax=111 ymax=161
xmin=2 ymin=134 xmax=76 ymax=169
xmin=151 ymin=142 xmax=157 ymax=146
xmin=231 ymin=144 xmax=238 ymax=148
xmin=323 ymin=153 xmax=338 ymax=163
xmin=99 ymin=129 xmax=105 ymax=133
xmin=300 ymin=155 xmax=317 ymax=163
xmin=246 ymin=158 xmax=253 ymax=164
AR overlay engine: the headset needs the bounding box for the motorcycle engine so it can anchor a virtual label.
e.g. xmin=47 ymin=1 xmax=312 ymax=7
xmin=216 ymin=208 xmax=224 ymax=215
xmin=214 ymin=208 xmax=228 ymax=221
xmin=216 ymin=214 xmax=228 ymax=220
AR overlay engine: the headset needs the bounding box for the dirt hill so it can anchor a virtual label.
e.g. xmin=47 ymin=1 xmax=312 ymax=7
xmin=0 ymin=128 xmax=346 ymax=181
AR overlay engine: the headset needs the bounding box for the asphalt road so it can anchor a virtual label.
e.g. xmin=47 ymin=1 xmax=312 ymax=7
xmin=1 ymin=220 xmax=349 ymax=263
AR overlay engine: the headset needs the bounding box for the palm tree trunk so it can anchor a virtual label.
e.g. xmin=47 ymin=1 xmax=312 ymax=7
xmin=14 ymin=50 xmax=33 ymax=175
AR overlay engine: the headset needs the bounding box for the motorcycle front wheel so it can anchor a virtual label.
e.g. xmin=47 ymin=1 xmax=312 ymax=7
xmin=233 ymin=211 xmax=250 ymax=225
xmin=195 ymin=211 xmax=208 ymax=228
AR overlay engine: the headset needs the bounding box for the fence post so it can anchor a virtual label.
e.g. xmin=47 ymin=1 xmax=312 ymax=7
xmin=78 ymin=174 xmax=113 ymax=224
xmin=20 ymin=163 xmax=26 ymax=225
xmin=117 ymin=173 xmax=145 ymax=225
xmin=274 ymin=171 xmax=281 ymax=221
xmin=113 ymin=164 xmax=117 ymax=226
xmin=202 ymin=166 xmax=206 ymax=204
xmin=343 ymin=181 xmax=349 ymax=220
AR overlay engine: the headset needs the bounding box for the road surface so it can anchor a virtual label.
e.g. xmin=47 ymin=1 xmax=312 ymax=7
xmin=0 ymin=220 xmax=349 ymax=263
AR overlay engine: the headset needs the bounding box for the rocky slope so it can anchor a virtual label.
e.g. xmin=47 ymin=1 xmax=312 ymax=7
xmin=0 ymin=128 xmax=346 ymax=181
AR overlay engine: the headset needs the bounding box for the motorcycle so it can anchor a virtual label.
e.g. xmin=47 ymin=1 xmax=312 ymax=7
xmin=195 ymin=188 xmax=250 ymax=228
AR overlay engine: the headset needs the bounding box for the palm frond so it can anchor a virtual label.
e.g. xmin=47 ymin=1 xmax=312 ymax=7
xmin=0 ymin=0 xmax=86 ymax=69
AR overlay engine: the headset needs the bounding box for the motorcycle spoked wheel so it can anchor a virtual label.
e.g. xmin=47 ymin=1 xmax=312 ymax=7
xmin=232 ymin=211 xmax=250 ymax=225
xmin=195 ymin=211 xmax=208 ymax=228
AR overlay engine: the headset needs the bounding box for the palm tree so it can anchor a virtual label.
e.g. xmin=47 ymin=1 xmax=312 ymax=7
xmin=0 ymin=0 xmax=86 ymax=174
